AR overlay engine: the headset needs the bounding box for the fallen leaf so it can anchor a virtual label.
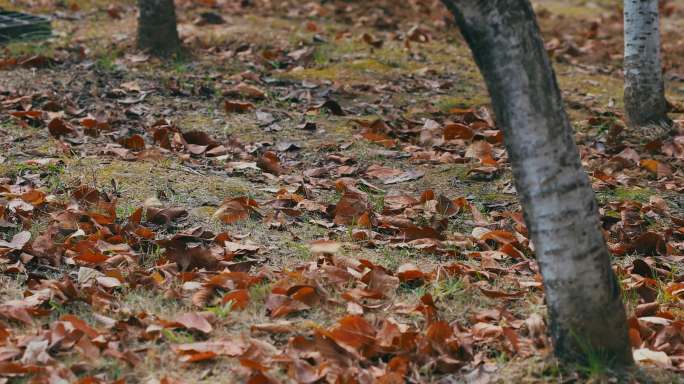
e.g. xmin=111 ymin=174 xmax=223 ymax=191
xmin=174 ymin=312 xmax=213 ymax=334
xmin=633 ymin=348 xmax=671 ymax=368
xmin=213 ymin=197 xmax=259 ymax=224
xmin=257 ymin=151 xmax=284 ymax=175
xmin=224 ymin=100 xmax=255 ymax=113
xmin=384 ymin=170 xmax=424 ymax=185
xmin=333 ymin=190 xmax=372 ymax=225
xmin=0 ymin=231 xmax=30 ymax=250
xmin=222 ymin=289 xmax=250 ymax=310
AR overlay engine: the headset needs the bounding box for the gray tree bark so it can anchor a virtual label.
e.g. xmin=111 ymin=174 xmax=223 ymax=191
xmin=138 ymin=0 xmax=181 ymax=56
xmin=441 ymin=0 xmax=633 ymax=367
xmin=624 ymin=0 xmax=670 ymax=129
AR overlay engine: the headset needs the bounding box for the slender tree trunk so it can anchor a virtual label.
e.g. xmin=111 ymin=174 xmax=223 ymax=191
xmin=138 ymin=0 xmax=181 ymax=56
xmin=623 ymin=0 xmax=670 ymax=129
xmin=441 ymin=0 xmax=633 ymax=367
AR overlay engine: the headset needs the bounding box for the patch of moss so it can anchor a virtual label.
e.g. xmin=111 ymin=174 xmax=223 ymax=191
xmin=347 ymin=58 xmax=394 ymax=72
xmin=479 ymin=191 xmax=515 ymax=203
xmin=536 ymin=1 xmax=613 ymax=18
xmin=221 ymin=114 xmax=263 ymax=142
xmin=557 ymin=71 xmax=624 ymax=107
xmin=0 ymin=166 xmax=11 ymax=182
xmin=178 ymin=113 xmax=218 ymax=132
xmin=5 ymin=39 xmax=54 ymax=58
xmin=63 ymin=158 xmax=250 ymax=208
xmin=286 ymin=57 xmax=416 ymax=82
xmin=0 ymin=120 xmax=25 ymax=135
xmin=0 ymin=160 xmax=66 ymax=192
xmin=189 ymin=206 xmax=217 ymax=220
xmin=314 ymin=39 xmax=415 ymax=68
xmin=434 ymin=94 xmax=489 ymax=112
xmin=597 ymin=187 xmax=655 ymax=203
xmin=614 ymin=187 xmax=655 ymax=202
xmin=422 ymin=164 xmax=470 ymax=189
xmin=282 ymin=239 xmax=312 ymax=261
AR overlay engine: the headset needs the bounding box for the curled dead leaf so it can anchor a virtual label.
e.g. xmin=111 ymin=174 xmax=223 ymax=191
xmin=213 ymin=197 xmax=260 ymax=224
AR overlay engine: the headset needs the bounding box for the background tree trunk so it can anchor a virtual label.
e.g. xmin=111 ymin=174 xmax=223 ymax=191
xmin=441 ymin=0 xmax=633 ymax=367
xmin=624 ymin=0 xmax=670 ymax=129
xmin=138 ymin=0 xmax=181 ymax=56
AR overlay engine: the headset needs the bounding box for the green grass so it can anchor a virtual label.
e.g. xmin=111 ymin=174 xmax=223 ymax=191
xmin=283 ymin=239 xmax=311 ymax=261
xmin=432 ymin=276 xmax=467 ymax=300
xmin=4 ymin=40 xmax=54 ymax=57
xmin=570 ymin=331 xmax=624 ymax=380
xmin=206 ymin=301 xmax=235 ymax=319
xmin=313 ymin=46 xmax=331 ymax=66
xmin=95 ymin=49 xmax=121 ymax=72
xmin=376 ymin=246 xmax=412 ymax=270
xmin=115 ymin=203 xmax=138 ymax=219
xmin=246 ymin=282 xmax=271 ymax=312
xmin=140 ymin=245 xmax=164 ymax=268
xmin=2 ymin=161 xmax=66 ymax=193
xmin=161 ymin=329 xmax=196 ymax=344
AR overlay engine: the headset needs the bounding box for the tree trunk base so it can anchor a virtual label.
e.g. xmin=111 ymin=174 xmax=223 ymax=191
xmin=623 ymin=121 xmax=675 ymax=143
xmin=138 ymin=0 xmax=181 ymax=57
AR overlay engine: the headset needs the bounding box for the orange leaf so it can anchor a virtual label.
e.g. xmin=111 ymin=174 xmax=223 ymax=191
xmin=639 ymin=159 xmax=659 ymax=174
xmin=334 ymin=191 xmax=372 ymax=225
xmin=213 ymin=197 xmax=259 ymax=224
xmin=179 ymin=351 xmax=217 ymax=363
xmin=11 ymin=110 xmax=43 ymax=119
xmin=397 ymin=263 xmax=427 ymax=282
xmin=329 ymin=315 xmax=376 ymax=352
xmin=427 ymin=321 xmax=453 ymax=341
xmin=224 ymin=100 xmax=255 ymax=113
xmin=443 ymin=122 xmax=474 ymax=140
xmin=257 ymin=151 xmax=284 ymax=175
xmin=47 ymin=117 xmax=75 ymax=138
xmin=119 ymin=134 xmax=146 ymax=151
xmin=222 ymin=289 xmax=250 ymax=310
xmin=361 ymin=132 xmax=396 ymax=148
xmin=74 ymin=248 xmax=109 ymax=264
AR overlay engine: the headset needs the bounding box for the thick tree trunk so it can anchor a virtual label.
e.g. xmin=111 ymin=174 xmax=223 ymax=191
xmin=623 ymin=0 xmax=670 ymax=129
xmin=138 ymin=0 xmax=181 ymax=56
xmin=441 ymin=0 xmax=633 ymax=367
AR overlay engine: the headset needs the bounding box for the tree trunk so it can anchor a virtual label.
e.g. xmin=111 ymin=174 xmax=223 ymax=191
xmin=138 ymin=0 xmax=181 ymax=56
xmin=623 ymin=0 xmax=670 ymax=129
xmin=441 ymin=0 xmax=633 ymax=367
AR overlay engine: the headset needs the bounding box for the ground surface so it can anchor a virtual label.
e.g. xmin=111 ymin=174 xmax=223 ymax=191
xmin=0 ymin=0 xmax=683 ymax=383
